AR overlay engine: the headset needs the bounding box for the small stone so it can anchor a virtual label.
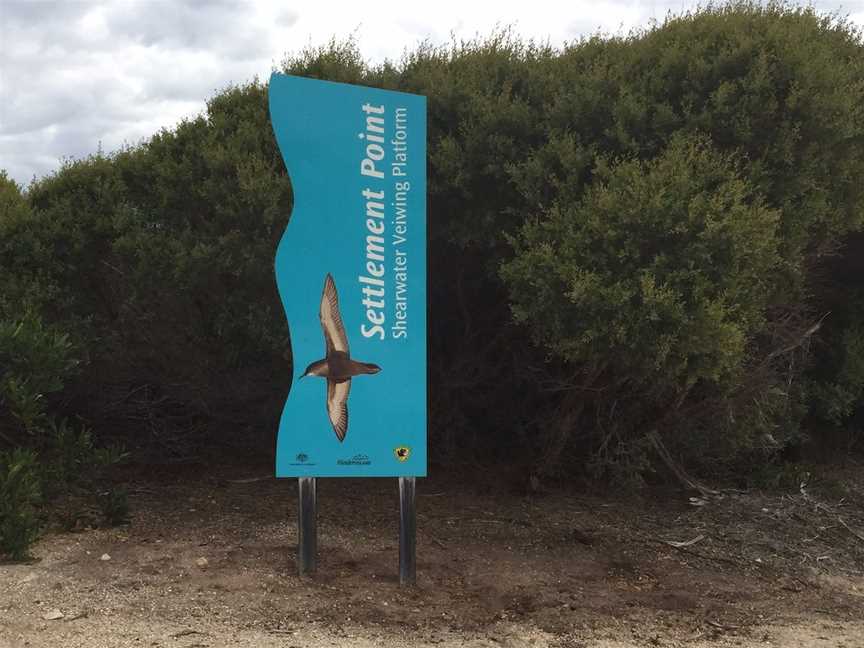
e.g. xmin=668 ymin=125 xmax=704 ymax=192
xmin=42 ymin=609 xmax=64 ymax=620
xmin=195 ymin=557 xmax=209 ymax=568
xmin=99 ymin=554 xmax=111 ymax=561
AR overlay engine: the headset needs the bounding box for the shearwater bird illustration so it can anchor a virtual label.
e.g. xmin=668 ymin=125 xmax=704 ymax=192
xmin=300 ymin=273 xmax=381 ymax=441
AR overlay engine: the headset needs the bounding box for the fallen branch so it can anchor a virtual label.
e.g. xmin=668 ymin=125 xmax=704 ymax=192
xmin=649 ymin=432 xmax=721 ymax=499
xmin=763 ymin=316 xmax=827 ymax=363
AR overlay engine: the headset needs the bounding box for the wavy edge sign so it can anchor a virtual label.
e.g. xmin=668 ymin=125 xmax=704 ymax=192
xmin=269 ymin=73 xmax=427 ymax=478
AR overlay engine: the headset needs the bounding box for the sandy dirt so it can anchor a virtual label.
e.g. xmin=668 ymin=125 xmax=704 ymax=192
xmin=1 ymin=463 xmax=863 ymax=647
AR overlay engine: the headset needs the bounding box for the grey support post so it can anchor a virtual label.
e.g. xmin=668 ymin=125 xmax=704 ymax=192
xmin=297 ymin=477 xmax=317 ymax=575
xmin=398 ymin=476 xmax=416 ymax=586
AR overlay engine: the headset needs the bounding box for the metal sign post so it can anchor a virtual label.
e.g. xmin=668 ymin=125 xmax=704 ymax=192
xmin=398 ymin=476 xmax=416 ymax=585
xmin=297 ymin=477 xmax=317 ymax=575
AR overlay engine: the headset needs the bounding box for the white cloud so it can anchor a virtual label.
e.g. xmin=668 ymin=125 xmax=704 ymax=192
xmin=1 ymin=0 xmax=862 ymax=187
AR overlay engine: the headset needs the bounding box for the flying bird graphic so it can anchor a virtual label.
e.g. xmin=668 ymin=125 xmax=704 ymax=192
xmin=300 ymin=274 xmax=381 ymax=441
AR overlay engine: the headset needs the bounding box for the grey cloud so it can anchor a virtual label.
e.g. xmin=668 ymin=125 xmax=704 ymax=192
xmin=48 ymin=122 xmax=111 ymax=159
xmin=1 ymin=1 xmax=114 ymax=57
xmin=103 ymin=1 xmax=296 ymax=60
xmin=1 ymin=0 xmax=91 ymax=28
xmin=2 ymin=89 xmax=90 ymax=136
xmin=1 ymin=51 xmax=145 ymax=137
xmin=0 ymin=0 xmax=290 ymax=185
xmin=139 ymin=55 xmax=272 ymax=102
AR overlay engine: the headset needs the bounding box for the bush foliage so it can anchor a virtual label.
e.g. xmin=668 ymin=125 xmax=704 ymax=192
xmin=1 ymin=173 xmax=130 ymax=558
xmin=0 ymin=448 xmax=41 ymax=560
xmin=1 ymin=3 xmax=863 ymax=496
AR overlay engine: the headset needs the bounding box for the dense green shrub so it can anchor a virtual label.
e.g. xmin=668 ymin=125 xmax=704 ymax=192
xmin=805 ymin=232 xmax=864 ymax=448
xmin=502 ymin=135 xmax=792 ymax=475
xmin=1 ymin=173 xmax=129 ymax=551
xmin=809 ymin=307 xmax=864 ymax=426
xmin=0 ymin=421 xmax=128 ymax=558
xmin=0 ymin=448 xmax=41 ymax=560
xmin=0 ymin=172 xmax=82 ymax=444
xmin=39 ymin=418 xmax=129 ymax=529
xmin=0 ymin=316 xmax=79 ymax=440
xmin=504 ymin=135 xmax=780 ymax=382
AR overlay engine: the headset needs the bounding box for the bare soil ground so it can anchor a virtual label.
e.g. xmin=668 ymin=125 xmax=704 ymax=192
xmin=2 ymin=462 xmax=863 ymax=647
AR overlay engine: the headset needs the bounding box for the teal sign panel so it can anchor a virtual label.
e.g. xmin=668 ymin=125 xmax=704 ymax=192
xmin=269 ymin=73 xmax=427 ymax=477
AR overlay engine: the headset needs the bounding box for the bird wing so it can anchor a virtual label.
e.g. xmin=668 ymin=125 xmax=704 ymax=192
xmin=319 ymin=273 xmax=349 ymax=354
xmin=326 ymin=378 xmax=351 ymax=442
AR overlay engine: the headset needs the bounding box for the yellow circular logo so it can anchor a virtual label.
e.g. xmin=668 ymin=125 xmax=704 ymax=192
xmin=394 ymin=446 xmax=411 ymax=462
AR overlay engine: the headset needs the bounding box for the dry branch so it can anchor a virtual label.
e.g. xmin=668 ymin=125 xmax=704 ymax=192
xmin=663 ymin=534 xmax=706 ymax=548
xmin=649 ymin=431 xmax=721 ymax=498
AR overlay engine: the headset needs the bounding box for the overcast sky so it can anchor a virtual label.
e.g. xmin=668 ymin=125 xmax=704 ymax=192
xmin=1 ymin=0 xmax=862 ymax=187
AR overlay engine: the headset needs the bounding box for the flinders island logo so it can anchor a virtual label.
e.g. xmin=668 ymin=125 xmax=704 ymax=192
xmin=394 ymin=446 xmax=411 ymax=462
xmin=337 ymin=453 xmax=371 ymax=466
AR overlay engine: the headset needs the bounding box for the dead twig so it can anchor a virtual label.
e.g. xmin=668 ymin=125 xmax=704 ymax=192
xmin=654 ymin=538 xmax=748 ymax=569
xmin=663 ymin=534 xmax=706 ymax=548
xmin=837 ymin=517 xmax=864 ymax=544
xmin=706 ymin=619 xmax=740 ymax=631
